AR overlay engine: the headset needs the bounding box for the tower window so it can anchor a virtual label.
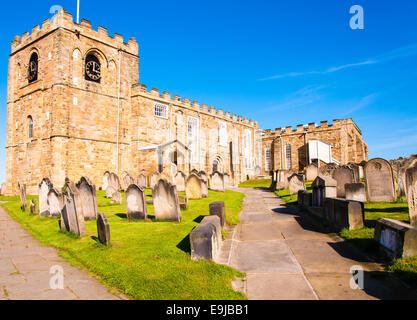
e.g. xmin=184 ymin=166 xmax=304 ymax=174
xmin=85 ymin=54 xmax=101 ymax=83
xmin=265 ymin=148 xmax=271 ymax=172
xmin=285 ymin=144 xmax=292 ymax=170
xmin=28 ymin=52 xmax=38 ymax=83
xmin=154 ymin=103 xmax=168 ymax=119
xmin=28 ymin=116 xmax=33 ymax=140
xmin=188 ymin=117 xmax=199 ymax=163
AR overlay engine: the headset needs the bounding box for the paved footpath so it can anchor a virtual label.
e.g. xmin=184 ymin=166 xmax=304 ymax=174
xmin=0 ymin=206 xmax=125 ymax=300
xmin=217 ymin=188 xmax=417 ymax=300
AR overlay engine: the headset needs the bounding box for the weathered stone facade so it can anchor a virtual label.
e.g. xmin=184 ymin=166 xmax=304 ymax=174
xmin=4 ymin=9 xmax=260 ymax=195
xmin=261 ymin=119 xmax=368 ymax=174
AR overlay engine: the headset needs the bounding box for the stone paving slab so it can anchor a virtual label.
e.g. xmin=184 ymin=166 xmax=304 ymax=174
xmin=237 ymin=222 xmax=284 ymax=241
xmin=0 ymin=206 xmax=125 ymax=300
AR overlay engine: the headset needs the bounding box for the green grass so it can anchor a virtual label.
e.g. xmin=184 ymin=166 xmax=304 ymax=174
xmin=274 ymin=181 xmax=313 ymax=205
xmin=238 ymin=179 xmax=271 ymax=188
xmin=0 ymin=189 xmax=246 ymax=300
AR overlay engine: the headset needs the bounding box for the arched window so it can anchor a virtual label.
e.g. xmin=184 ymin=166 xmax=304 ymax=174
xmin=28 ymin=52 xmax=38 ymax=83
xmin=85 ymin=54 xmax=101 ymax=83
xmin=285 ymin=144 xmax=292 ymax=170
xmin=28 ymin=116 xmax=33 ymax=140
xmin=213 ymin=160 xmax=218 ymax=173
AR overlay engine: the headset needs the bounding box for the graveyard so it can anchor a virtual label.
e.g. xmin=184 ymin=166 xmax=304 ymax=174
xmin=0 ymin=186 xmax=246 ymax=300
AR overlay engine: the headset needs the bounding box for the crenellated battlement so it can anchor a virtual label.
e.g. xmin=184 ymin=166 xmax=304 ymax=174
xmin=131 ymin=83 xmax=258 ymax=127
xmin=11 ymin=8 xmax=138 ymax=55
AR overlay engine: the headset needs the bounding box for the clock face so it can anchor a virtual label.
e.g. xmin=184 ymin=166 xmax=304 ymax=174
xmin=28 ymin=60 xmax=37 ymax=82
xmin=85 ymin=61 xmax=101 ymax=81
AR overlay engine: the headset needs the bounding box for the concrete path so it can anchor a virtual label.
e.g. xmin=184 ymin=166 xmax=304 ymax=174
xmin=218 ymin=187 xmax=417 ymax=300
xmin=0 ymin=206 xmax=125 ymax=300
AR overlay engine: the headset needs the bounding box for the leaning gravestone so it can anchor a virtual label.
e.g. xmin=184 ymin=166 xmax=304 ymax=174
xmin=30 ymin=199 xmax=37 ymax=214
xmin=150 ymin=172 xmax=161 ymax=189
xmin=76 ymin=177 xmax=98 ymax=220
xmin=109 ymin=172 xmax=121 ymax=191
xmin=186 ymin=174 xmax=203 ymax=199
xmin=125 ymin=184 xmax=147 ymax=220
xmin=97 ymin=213 xmax=111 ymax=245
xmin=61 ymin=181 xmax=86 ymax=237
xmin=47 ymin=188 xmax=62 ymax=218
xmin=365 ymin=158 xmax=396 ymax=202
xmin=332 ymin=166 xmax=355 ymax=198
xmin=175 ymin=172 xmax=186 ymax=192
xmin=152 ymin=179 xmax=181 ymax=222
xmin=18 ymin=182 xmax=27 ymax=211
xmin=288 ymin=174 xmax=306 ymax=195
xmin=406 ymin=162 xmax=417 ymax=226
xmin=210 ymin=172 xmax=225 ymax=192
xmin=39 ymin=178 xmax=53 ymax=217
xmin=137 ymin=173 xmax=147 ymax=189
xmin=103 ymin=171 xmax=110 ymax=191
xmin=306 ymin=164 xmax=319 ymax=182
xmin=121 ymin=172 xmax=135 ymax=190
xmin=111 ymin=190 xmax=122 ymax=205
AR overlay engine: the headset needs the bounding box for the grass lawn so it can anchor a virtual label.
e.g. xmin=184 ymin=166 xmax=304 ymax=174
xmin=238 ymin=179 xmax=271 ymax=188
xmin=0 ymin=189 xmax=246 ymax=300
xmin=274 ymin=182 xmax=417 ymax=287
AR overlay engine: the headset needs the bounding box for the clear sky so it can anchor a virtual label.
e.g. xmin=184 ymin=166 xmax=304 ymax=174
xmin=1 ymin=0 xmax=417 ymax=184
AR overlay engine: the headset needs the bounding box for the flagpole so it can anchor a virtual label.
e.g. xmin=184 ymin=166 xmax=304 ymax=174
xmin=77 ymin=0 xmax=80 ymax=24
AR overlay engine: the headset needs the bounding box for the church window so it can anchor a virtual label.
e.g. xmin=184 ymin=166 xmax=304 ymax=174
xmin=265 ymin=148 xmax=271 ymax=172
xmin=28 ymin=52 xmax=38 ymax=83
xmin=154 ymin=103 xmax=168 ymax=119
xmin=188 ymin=117 xmax=199 ymax=163
xmin=244 ymin=129 xmax=252 ymax=169
xmin=218 ymin=121 xmax=227 ymax=147
xmin=285 ymin=144 xmax=292 ymax=170
xmin=28 ymin=116 xmax=33 ymax=140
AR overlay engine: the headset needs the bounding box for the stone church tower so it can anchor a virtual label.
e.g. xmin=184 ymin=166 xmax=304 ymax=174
xmin=5 ymin=9 xmax=139 ymax=195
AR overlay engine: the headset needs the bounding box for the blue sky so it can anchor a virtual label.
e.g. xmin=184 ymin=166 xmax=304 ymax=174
xmin=1 ymin=0 xmax=417 ymax=184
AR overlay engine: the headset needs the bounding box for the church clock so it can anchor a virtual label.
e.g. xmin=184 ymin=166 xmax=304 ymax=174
xmin=85 ymin=54 xmax=101 ymax=83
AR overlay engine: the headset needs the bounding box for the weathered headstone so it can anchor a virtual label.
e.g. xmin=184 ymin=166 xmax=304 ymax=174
xmin=190 ymin=215 xmax=222 ymax=261
xmin=223 ymin=174 xmax=231 ymax=189
xmin=61 ymin=181 xmax=86 ymax=236
xmin=323 ymin=198 xmax=364 ymax=231
xmin=121 ymin=171 xmax=135 ymax=190
xmin=150 ymin=172 xmax=161 ymax=189
xmin=47 ymin=188 xmax=62 ymax=218
xmin=18 ymin=182 xmax=27 ymax=211
xmin=111 ymin=190 xmax=122 ymax=205
xmin=137 ymin=173 xmax=147 ymax=189
xmin=76 ymin=177 xmax=98 ymax=220
xmin=103 ymin=171 xmax=110 ymax=191
xmin=306 ymin=164 xmax=319 ymax=182
xmin=106 ymin=185 xmax=116 ymax=199
xmin=332 ymin=166 xmax=355 ymax=198
xmin=345 ymin=183 xmax=366 ymax=202
xmin=365 ymin=158 xmax=396 ymax=202
xmin=30 ymin=199 xmax=37 ymax=214
xmin=288 ymin=174 xmax=306 ymax=195
xmin=97 ymin=213 xmax=111 ymax=245
xmin=152 ymin=179 xmax=181 ymax=222
xmin=209 ymin=202 xmax=226 ymax=228
xmin=191 ymin=169 xmax=199 ymax=176
xmin=125 ymin=184 xmax=147 ymax=220
xmin=210 ymin=171 xmax=225 ymax=192
xmin=186 ymin=174 xmax=203 ymax=199
xmin=276 ymin=170 xmax=289 ymax=189
xmin=198 ymin=171 xmax=208 ymax=183
xmin=175 ymin=172 xmax=186 ymax=192
xmin=405 ymin=162 xmax=417 ymax=226
xmin=109 ymin=172 xmax=121 ymax=191
xmin=312 ymin=176 xmax=337 ymax=207
xmin=39 ymin=178 xmax=53 ymax=217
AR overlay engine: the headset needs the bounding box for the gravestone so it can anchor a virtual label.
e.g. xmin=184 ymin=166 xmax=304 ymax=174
xmin=323 ymin=198 xmax=364 ymax=231
xmin=137 ymin=173 xmax=147 ymax=189
xmin=18 ymin=182 xmax=27 ymax=211
xmin=106 ymin=186 xmax=116 ymax=199
xmin=102 ymin=171 xmax=110 ymax=191
xmin=76 ymin=177 xmax=98 ymax=220
xmin=97 ymin=213 xmax=111 ymax=245
xmin=121 ymin=172 xmax=135 ymax=190
xmin=332 ymin=166 xmax=355 ymax=198
xmin=190 ymin=215 xmax=222 ymax=261
xmin=345 ymin=183 xmax=367 ymax=202
xmin=30 ymin=199 xmax=37 ymax=214
xmin=125 ymin=184 xmax=147 ymax=220
xmin=109 ymin=172 xmax=121 ymax=191
xmin=347 ymin=164 xmax=361 ymax=183
xmin=61 ymin=181 xmax=86 ymax=236
xmin=186 ymin=174 xmax=203 ymax=199
xmin=209 ymin=202 xmax=226 ymax=229
xmin=312 ymin=176 xmax=337 ymax=207
xmin=306 ymin=164 xmax=319 ymax=182
xmin=374 ymin=218 xmax=417 ymax=258
xmin=288 ymin=174 xmax=306 ymax=195
xmin=201 ymin=180 xmax=208 ymax=198
xmin=191 ymin=169 xmax=199 ymax=176
xmin=111 ymin=190 xmax=122 ymax=205
xmin=210 ymin=171 xmax=225 ymax=192
xmin=47 ymin=188 xmax=62 ymax=218
xmin=405 ymin=162 xmax=417 ymax=226
xmin=178 ymin=196 xmax=188 ymax=210
xmin=399 ymin=156 xmax=417 ymax=196
xmin=319 ymin=163 xmax=338 ymax=178
xmin=39 ymin=178 xmax=53 ymax=217
xmin=175 ymin=172 xmax=186 ymax=192
xmin=152 ymin=179 xmax=181 ymax=222
xmin=276 ymin=170 xmax=289 ymax=189
xmin=224 ymin=174 xmax=231 ymax=189
xmin=198 ymin=171 xmax=208 ymax=183
xmin=150 ymin=172 xmax=161 ymax=189
xmin=365 ymin=158 xmax=396 ymax=202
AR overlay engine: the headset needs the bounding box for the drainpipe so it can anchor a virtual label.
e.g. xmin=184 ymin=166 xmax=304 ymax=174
xmin=116 ymin=50 xmax=122 ymax=174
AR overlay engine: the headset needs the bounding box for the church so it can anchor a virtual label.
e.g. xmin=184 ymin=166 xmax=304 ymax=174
xmin=4 ymin=9 xmax=368 ymax=196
